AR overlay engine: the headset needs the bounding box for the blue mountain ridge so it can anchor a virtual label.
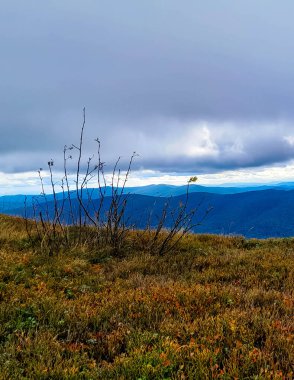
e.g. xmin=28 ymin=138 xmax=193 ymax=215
xmin=3 ymin=187 xmax=294 ymax=239
xmin=1 ymin=181 xmax=293 ymax=209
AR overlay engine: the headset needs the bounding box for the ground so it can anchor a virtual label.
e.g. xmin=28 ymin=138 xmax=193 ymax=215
xmin=0 ymin=214 xmax=293 ymax=379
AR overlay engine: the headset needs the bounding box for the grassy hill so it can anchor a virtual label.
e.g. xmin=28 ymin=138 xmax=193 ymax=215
xmin=0 ymin=214 xmax=293 ymax=379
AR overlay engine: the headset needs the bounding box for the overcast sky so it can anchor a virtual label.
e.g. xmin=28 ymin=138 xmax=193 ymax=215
xmin=2 ymin=1 xmax=294 ymax=193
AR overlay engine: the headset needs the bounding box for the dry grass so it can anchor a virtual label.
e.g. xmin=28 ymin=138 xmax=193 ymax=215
xmin=0 ymin=214 xmax=293 ymax=379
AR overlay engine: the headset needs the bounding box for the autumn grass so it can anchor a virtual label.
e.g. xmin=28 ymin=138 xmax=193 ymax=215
xmin=0 ymin=214 xmax=293 ymax=379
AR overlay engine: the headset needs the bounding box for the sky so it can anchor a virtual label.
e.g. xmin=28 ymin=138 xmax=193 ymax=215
xmin=2 ymin=1 xmax=294 ymax=194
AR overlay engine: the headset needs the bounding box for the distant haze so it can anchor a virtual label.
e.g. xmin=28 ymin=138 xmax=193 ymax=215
xmin=1 ymin=1 xmax=294 ymax=193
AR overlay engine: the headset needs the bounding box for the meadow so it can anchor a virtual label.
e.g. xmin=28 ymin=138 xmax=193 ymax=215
xmin=0 ymin=213 xmax=293 ymax=379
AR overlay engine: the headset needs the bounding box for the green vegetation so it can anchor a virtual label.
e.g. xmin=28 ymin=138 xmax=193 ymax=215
xmin=0 ymin=213 xmax=293 ymax=379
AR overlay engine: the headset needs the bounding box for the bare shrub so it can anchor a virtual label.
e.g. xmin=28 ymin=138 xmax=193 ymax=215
xmin=25 ymin=109 xmax=209 ymax=255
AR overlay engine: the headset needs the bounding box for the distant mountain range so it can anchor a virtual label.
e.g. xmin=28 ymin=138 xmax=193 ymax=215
xmin=1 ymin=183 xmax=294 ymax=238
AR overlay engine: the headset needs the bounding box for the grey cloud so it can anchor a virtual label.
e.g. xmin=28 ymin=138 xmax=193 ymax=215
xmin=2 ymin=120 xmax=294 ymax=175
xmin=1 ymin=0 xmax=294 ymax=175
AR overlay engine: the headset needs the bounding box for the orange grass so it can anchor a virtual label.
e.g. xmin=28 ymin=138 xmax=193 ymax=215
xmin=0 ymin=214 xmax=293 ymax=379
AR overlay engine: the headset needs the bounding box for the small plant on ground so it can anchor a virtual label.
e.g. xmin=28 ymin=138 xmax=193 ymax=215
xmin=25 ymin=109 xmax=205 ymax=256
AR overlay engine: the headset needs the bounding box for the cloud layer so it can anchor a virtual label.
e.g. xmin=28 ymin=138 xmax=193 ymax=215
xmin=1 ymin=0 xmax=294 ymax=177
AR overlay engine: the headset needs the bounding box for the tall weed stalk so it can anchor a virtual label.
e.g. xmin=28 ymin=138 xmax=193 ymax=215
xmin=25 ymin=109 xmax=207 ymax=255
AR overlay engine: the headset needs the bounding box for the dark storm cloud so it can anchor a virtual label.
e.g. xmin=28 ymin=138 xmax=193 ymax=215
xmin=1 ymin=0 xmax=294 ymax=174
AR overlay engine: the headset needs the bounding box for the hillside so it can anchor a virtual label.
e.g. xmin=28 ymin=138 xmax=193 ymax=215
xmin=4 ymin=189 xmax=294 ymax=238
xmin=0 ymin=214 xmax=293 ymax=379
